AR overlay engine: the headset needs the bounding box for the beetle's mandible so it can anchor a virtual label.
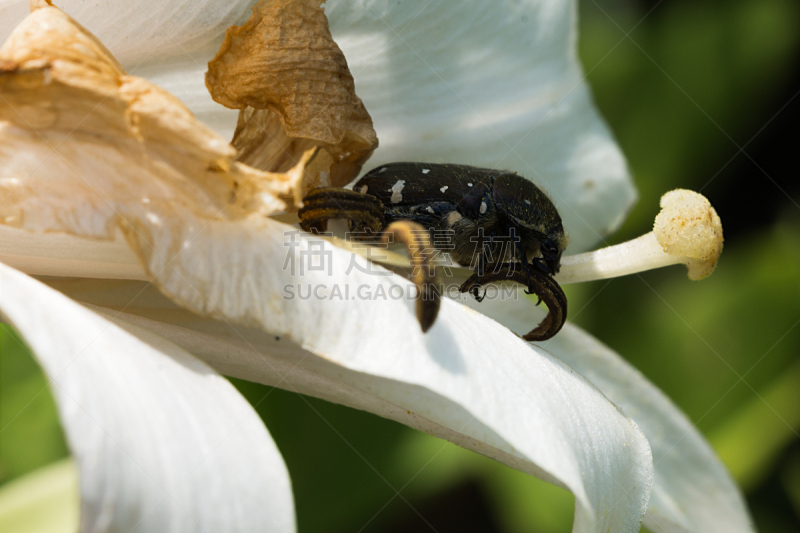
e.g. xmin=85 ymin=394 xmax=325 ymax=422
xmin=298 ymin=162 xmax=569 ymax=341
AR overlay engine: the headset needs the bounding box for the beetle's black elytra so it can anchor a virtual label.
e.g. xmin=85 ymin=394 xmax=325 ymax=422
xmin=298 ymin=162 xmax=568 ymax=341
xmin=354 ymin=163 xmax=567 ymax=275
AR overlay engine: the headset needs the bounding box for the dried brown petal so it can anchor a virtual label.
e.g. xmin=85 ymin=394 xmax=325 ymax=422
xmin=206 ymin=0 xmax=378 ymax=192
xmin=0 ymin=6 xmax=309 ymax=241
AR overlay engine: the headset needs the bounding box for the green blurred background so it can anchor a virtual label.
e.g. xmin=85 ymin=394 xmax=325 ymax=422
xmin=2 ymin=0 xmax=799 ymax=531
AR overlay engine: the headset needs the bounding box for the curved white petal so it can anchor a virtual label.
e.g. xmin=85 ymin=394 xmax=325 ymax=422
xmin=467 ymin=295 xmax=755 ymax=533
xmin=0 ymin=263 xmax=295 ymax=533
xmin=2 ymin=224 xmax=653 ymax=532
xmin=83 ymin=208 xmax=651 ymax=533
xmin=0 ymin=0 xmax=636 ymax=251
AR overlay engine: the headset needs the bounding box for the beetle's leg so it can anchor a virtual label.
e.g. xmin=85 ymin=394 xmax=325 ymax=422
xmin=459 ymin=263 xmax=567 ymax=341
xmin=512 ymin=238 xmax=541 ymax=301
xmin=532 ymin=256 xmax=553 ymax=275
xmin=380 ymin=220 xmax=442 ymax=332
xmin=530 ymin=256 xmax=553 ymax=308
xmin=469 ymin=248 xmax=488 ymax=302
xmin=471 ymin=283 xmax=487 ymax=302
xmin=477 ymin=238 xmax=488 ymax=277
xmin=527 ymin=266 xmax=543 ymax=306
xmin=524 ymin=265 xmax=544 ymax=306
xmin=298 ymin=187 xmax=385 ymax=234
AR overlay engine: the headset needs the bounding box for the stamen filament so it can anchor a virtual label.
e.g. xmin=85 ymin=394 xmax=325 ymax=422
xmin=556 ymin=232 xmax=683 ymax=284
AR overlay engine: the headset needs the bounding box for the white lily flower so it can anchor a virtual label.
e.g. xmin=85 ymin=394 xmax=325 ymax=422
xmin=0 ymin=1 xmax=753 ymax=532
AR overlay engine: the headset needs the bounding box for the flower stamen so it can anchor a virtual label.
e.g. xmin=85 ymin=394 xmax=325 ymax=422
xmin=556 ymin=189 xmax=724 ymax=284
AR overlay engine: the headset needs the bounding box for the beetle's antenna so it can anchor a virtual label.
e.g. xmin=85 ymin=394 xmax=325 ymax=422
xmin=298 ymin=187 xmax=385 ymax=234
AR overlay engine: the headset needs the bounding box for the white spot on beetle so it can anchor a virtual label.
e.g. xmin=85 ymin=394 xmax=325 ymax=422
xmin=467 ymin=182 xmax=473 ymax=187
xmin=390 ymin=180 xmax=405 ymax=203
xmin=440 ymin=185 xmax=449 ymax=193
xmin=447 ymin=211 xmax=463 ymax=225
xmin=480 ymin=201 xmax=488 ymax=214
xmin=379 ymin=167 xmax=387 ymax=173
xmin=422 ymin=168 xmax=430 ymax=174
xmin=359 ymin=185 xmax=368 ymax=194
xmin=426 ymin=206 xmax=435 ymax=214
xmin=524 ymin=199 xmax=531 ymax=205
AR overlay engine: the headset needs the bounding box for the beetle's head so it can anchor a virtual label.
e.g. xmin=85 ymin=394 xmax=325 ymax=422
xmin=492 ymin=173 xmax=566 ymax=273
xmin=541 ymin=222 xmax=566 ymax=274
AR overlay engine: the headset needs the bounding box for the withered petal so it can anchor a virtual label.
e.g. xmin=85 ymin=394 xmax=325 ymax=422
xmin=206 ymin=0 xmax=378 ymax=190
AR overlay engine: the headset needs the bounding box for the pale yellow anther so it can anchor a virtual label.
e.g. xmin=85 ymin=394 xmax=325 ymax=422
xmin=653 ymin=189 xmax=723 ymax=280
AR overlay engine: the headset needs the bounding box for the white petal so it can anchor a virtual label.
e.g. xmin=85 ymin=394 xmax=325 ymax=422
xmin=98 ymin=303 xmax=652 ymax=533
xmin=0 ymin=0 xmax=252 ymax=66
xmin=468 ymin=295 xmax=755 ymax=533
xmin=0 ymin=263 xmax=295 ymax=533
xmin=53 ymin=208 xmax=652 ymax=533
xmin=1 ymin=218 xmax=653 ymax=529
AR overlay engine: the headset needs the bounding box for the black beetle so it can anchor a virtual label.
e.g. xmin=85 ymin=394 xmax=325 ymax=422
xmin=298 ymin=162 xmax=569 ymax=340
xmin=352 ymin=163 xmax=567 ymax=285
